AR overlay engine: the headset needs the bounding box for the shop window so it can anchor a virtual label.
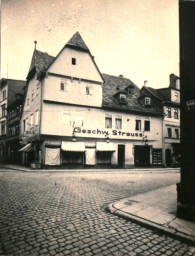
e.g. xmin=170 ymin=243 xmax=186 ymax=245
xmin=174 ymin=109 xmax=178 ymax=119
xmin=135 ymin=120 xmax=141 ymax=131
xmin=105 ymin=116 xmax=112 ymax=129
xmin=115 ymin=117 xmax=122 ymax=129
xmin=72 ymin=58 xmax=76 ymax=65
xmin=144 ymin=120 xmax=150 ymax=131
xmin=1 ymin=121 xmax=5 ymax=135
xmin=167 ymin=107 xmax=171 ymax=118
xmin=175 ymin=128 xmax=179 ymax=138
xmin=2 ymin=90 xmax=6 ymax=100
xmin=1 ymin=104 xmax=6 ymax=117
xmin=167 ymin=127 xmax=172 ymax=138
xmin=145 ymin=97 xmax=151 ymax=107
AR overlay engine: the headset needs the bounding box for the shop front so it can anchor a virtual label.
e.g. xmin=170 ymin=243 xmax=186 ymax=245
xmin=134 ymin=145 xmax=151 ymax=167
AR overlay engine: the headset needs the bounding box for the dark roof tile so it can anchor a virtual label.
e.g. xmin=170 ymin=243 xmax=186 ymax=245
xmin=66 ymin=32 xmax=89 ymax=51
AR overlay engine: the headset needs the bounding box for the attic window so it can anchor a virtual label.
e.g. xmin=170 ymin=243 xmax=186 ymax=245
xmin=145 ymin=97 xmax=151 ymax=106
xmin=72 ymin=58 xmax=76 ymax=65
xmin=120 ymin=94 xmax=127 ymax=103
xmin=127 ymin=88 xmax=133 ymax=95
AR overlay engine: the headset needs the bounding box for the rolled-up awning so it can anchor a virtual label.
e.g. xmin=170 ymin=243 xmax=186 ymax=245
xmin=96 ymin=142 xmax=115 ymax=152
xmin=61 ymin=141 xmax=85 ymax=152
xmin=19 ymin=143 xmax=34 ymax=152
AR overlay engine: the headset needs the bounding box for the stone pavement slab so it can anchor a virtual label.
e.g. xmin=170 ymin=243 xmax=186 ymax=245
xmin=108 ymin=185 xmax=195 ymax=245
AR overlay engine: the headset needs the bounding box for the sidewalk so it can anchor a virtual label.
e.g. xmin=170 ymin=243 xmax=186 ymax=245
xmin=0 ymin=163 xmax=180 ymax=173
xmin=108 ymin=185 xmax=195 ymax=245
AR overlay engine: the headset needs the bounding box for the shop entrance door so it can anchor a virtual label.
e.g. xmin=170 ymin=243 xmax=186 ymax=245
xmin=134 ymin=145 xmax=150 ymax=167
xmin=118 ymin=145 xmax=125 ymax=167
xmin=165 ymin=149 xmax=172 ymax=167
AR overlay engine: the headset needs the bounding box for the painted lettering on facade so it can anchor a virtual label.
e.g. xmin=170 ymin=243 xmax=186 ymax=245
xmin=74 ymin=127 xmax=143 ymax=137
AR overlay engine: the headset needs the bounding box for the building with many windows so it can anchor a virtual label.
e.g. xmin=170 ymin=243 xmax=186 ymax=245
xmin=140 ymin=74 xmax=180 ymax=167
xmin=19 ymin=32 xmax=163 ymax=168
xmin=0 ymin=78 xmax=26 ymax=163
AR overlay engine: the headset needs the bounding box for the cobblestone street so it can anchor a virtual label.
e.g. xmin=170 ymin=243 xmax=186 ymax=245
xmin=0 ymin=169 xmax=194 ymax=256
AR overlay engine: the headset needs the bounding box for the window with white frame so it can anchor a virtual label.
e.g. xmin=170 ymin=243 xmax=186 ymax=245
xmin=30 ymin=114 xmax=34 ymax=127
xmin=135 ymin=120 xmax=141 ymax=131
xmin=174 ymin=109 xmax=179 ymax=119
xmin=120 ymin=94 xmax=127 ymax=103
xmin=105 ymin=115 xmax=112 ymax=129
xmin=145 ymin=97 xmax=151 ymax=106
xmin=115 ymin=117 xmax=122 ymax=129
xmin=35 ymin=110 xmax=39 ymax=125
xmin=167 ymin=107 xmax=171 ymax=118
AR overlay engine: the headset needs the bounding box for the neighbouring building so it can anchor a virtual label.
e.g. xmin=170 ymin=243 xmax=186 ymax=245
xmin=177 ymin=0 xmax=195 ymax=221
xmin=19 ymin=32 xmax=163 ymax=168
xmin=0 ymin=78 xmax=26 ymax=163
xmin=140 ymin=74 xmax=180 ymax=167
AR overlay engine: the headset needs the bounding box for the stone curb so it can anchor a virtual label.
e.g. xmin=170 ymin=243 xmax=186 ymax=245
xmin=0 ymin=165 xmax=180 ymax=173
xmin=108 ymin=203 xmax=195 ymax=246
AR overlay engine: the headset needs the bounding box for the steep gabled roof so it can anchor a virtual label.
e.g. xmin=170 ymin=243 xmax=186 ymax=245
xmin=102 ymin=74 xmax=161 ymax=115
xmin=66 ymin=32 xmax=89 ymax=51
xmin=27 ymin=50 xmax=54 ymax=79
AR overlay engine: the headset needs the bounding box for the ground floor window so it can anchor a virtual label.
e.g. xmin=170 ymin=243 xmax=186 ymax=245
xmin=134 ymin=145 xmax=150 ymax=167
xmin=96 ymin=151 xmax=112 ymax=164
xmin=62 ymin=151 xmax=84 ymax=164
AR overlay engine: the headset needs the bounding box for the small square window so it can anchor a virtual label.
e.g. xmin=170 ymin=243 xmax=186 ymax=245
xmin=72 ymin=58 xmax=76 ymax=65
xmin=86 ymin=86 xmax=90 ymax=95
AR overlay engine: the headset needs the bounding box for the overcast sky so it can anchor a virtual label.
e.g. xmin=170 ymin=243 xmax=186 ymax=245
xmin=1 ymin=0 xmax=179 ymax=88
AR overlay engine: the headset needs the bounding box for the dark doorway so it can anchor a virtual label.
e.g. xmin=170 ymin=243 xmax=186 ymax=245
xmin=134 ymin=145 xmax=150 ymax=167
xmin=165 ymin=149 xmax=172 ymax=167
xmin=118 ymin=145 xmax=125 ymax=167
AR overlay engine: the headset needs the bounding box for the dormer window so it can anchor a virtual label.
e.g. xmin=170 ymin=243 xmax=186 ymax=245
xmin=145 ymin=97 xmax=151 ymax=106
xmin=126 ymin=85 xmax=134 ymax=95
xmin=72 ymin=58 xmax=76 ymax=65
xmin=120 ymin=94 xmax=127 ymax=103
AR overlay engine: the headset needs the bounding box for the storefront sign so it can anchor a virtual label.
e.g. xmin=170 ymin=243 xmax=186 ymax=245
xmin=74 ymin=127 xmax=143 ymax=137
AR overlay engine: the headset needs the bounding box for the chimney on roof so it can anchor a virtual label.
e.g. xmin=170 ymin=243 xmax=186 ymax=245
xmin=119 ymin=74 xmax=123 ymax=78
xmin=144 ymin=80 xmax=148 ymax=86
xmin=34 ymin=40 xmax=37 ymax=50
